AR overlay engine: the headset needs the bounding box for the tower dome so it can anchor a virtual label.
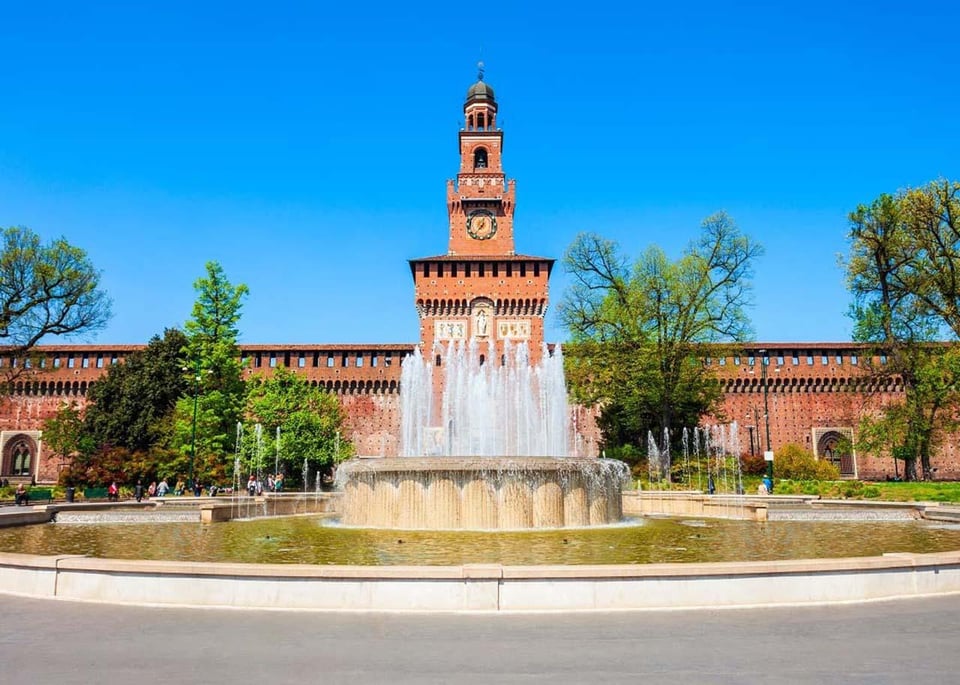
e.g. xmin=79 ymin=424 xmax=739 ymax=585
xmin=465 ymin=62 xmax=496 ymax=106
xmin=465 ymin=79 xmax=496 ymax=105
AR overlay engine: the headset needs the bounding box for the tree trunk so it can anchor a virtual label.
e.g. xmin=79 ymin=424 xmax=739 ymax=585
xmin=919 ymin=409 xmax=937 ymax=481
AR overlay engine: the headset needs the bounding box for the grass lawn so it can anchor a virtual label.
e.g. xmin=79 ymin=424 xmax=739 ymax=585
xmin=638 ymin=476 xmax=960 ymax=504
xmin=770 ymin=479 xmax=960 ymax=503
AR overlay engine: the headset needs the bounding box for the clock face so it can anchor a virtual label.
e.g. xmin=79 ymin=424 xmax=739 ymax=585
xmin=466 ymin=209 xmax=497 ymax=240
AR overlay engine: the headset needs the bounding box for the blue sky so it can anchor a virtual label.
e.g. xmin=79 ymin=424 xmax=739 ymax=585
xmin=2 ymin=1 xmax=958 ymax=345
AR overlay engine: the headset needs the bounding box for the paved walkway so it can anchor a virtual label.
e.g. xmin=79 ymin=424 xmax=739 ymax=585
xmin=2 ymin=593 xmax=959 ymax=684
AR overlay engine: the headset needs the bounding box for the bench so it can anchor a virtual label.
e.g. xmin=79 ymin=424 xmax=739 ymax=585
xmin=16 ymin=487 xmax=53 ymax=505
xmin=83 ymin=487 xmax=110 ymax=500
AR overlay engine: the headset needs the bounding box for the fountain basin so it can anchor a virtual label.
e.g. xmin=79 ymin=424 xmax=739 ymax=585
xmin=337 ymin=457 xmax=629 ymax=530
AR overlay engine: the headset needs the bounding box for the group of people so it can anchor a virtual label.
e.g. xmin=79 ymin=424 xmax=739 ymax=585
xmin=246 ymin=473 xmax=284 ymax=496
xmin=133 ymin=478 xmax=171 ymax=502
xmin=8 ymin=472 xmax=292 ymax=505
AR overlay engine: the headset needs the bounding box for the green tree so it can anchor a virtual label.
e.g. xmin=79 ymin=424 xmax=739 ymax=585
xmin=184 ymin=260 xmax=249 ymax=392
xmin=63 ymin=329 xmax=190 ymax=484
xmin=242 ymin=367 xmax=351 ymax=481
xmin=41 ymin=401 xmax=92 ymax=483
xmin=0 ymin=226 xmax=111 ymax=378
xmin=560 ymin=213 xmax=762 ymax=461
xmin=173 ymin=262 xmax=249 ymax=482
xmin=897 ymin=180 xmax=960 ymax=337
xmin=845 ymin=180 xmax=960 ymax=479
xmin=83 ymin=328 xmax=190 ymax=453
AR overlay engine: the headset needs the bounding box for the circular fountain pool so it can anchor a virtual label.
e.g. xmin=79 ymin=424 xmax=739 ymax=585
xmin=4 ymin=515 xmax=960 ymax=565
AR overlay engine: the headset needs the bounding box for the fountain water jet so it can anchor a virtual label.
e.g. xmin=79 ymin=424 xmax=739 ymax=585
xmin=399 ymin=340 xmax=569 ymax=457
xmin=338 ymin=340 xmax=628 ymax=530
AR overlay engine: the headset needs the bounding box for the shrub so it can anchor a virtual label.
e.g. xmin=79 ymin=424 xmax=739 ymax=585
xmin=739 ymin=452 xmax=767 ymax=476
xmin=841 ymin=480 xmax=864 ymax=498
xmin=774 ymin=443 xmax=840 ymax=481
xmin=606 ymin=444 xmax=643 ymax=468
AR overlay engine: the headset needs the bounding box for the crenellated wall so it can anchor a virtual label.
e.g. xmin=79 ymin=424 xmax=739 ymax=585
xmin=711 ymin=343 xmax=960 ymax=480
xmin=5 ymin=341 xmax=959 ymax=484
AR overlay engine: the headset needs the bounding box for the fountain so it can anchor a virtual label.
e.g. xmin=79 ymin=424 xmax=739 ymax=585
xmin=337 ymin=340 xmax=629 ymax=530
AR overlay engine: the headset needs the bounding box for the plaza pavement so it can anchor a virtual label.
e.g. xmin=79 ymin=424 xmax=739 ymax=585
xmin=1 ymin=593 xmax=959 ymax=684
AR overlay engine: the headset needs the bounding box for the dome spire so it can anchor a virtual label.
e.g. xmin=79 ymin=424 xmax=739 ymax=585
xmin=465 ymin=63 xmax=496 ymax=107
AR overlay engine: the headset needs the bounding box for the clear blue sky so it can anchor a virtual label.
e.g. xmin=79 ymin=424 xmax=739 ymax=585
xmin=2 ymin=1 xmax=957 ymax=346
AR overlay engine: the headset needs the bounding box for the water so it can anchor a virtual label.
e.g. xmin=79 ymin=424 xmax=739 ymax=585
xmin=399 ymin=340 xmax=570 ymax=457
xmin=3 ymin=516 xmax=960 ymax=566
xmin=646 ymin=424 xmax=744 ymax=494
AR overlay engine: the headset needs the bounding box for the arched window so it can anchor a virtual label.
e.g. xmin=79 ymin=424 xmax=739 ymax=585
xmin=473 ymin=148 xmax=488 ymax=169
xmin=12 ymin=441 xmax=31 ymax=476
xmin=435 ymin=354 xmax=442 ymax=367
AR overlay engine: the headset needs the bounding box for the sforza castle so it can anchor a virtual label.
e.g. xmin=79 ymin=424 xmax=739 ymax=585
xmin=3 ymin=72 xmax=958 ymax=484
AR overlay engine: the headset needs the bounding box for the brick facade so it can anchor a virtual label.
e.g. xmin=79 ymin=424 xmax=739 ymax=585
xmin=4 ymin=341 xmax=958 ymax=483
xmin=710 ymin=344 xmax=960 ymax=480
xmin=2 ymin=74 xmax=955 ymax=483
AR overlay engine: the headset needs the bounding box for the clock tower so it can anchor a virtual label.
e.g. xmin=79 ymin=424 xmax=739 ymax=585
xmin=410 ymin=66 xmax=553 ymax=365
xmin=446 ymin=64 xmax=516 ymax=256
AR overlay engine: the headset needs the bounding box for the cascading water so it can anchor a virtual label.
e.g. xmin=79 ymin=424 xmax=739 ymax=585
xmin=336 ymin=338 xmax=628 ymax=529
xmin=399 ymin=339 xmax=570 ymax=457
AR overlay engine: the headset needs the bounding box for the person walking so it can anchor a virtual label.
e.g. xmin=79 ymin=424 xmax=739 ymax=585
xmin=134 ymin=479 xmax=145 ymax=502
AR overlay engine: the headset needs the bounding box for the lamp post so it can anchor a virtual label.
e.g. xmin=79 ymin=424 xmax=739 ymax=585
xmin=759 ymin=349 xmax=774 ymax=483
xmin=747 ymin=405 xmax=762 ymax=457
xmin=274 ymin=426 xmax=280 ymax=480
xmin=184 ymin=358 xmax=202 ymax=490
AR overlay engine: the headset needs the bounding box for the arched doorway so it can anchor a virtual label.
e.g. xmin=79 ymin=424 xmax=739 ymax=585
xmin=814 ymin=428 xmax=855 ymax=478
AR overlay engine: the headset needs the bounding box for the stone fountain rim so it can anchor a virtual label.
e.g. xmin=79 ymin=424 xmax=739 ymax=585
xmin=339 ymin=456 xmax=628 ymax=474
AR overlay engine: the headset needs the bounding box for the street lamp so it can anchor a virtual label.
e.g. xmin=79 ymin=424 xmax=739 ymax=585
xmin=759 ymin=349 xmax=774 ymax=484
xmin=183 ymin=358 xmax=208 ymax=490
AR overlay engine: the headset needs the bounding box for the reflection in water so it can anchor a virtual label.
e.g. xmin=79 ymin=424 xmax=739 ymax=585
xmin=2 ymin=516 xmax=960 ymax=566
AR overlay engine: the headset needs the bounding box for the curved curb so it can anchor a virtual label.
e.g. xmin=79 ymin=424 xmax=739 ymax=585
xmin=2 ymin=550 xmax=960 ymax=612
